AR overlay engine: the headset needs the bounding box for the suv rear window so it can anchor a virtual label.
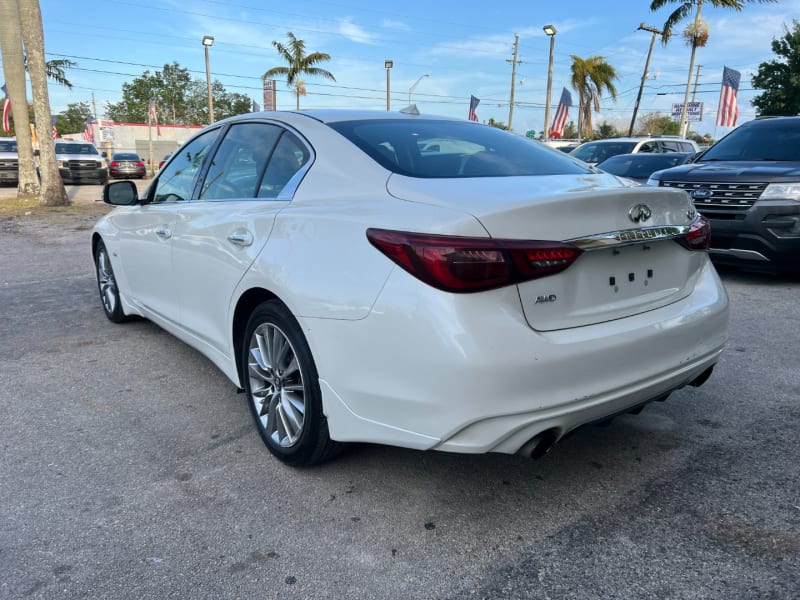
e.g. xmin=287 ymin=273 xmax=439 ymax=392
xmin=701 ymin=121 xmax=800 ymax=161
xmin=328 ymin=119 xmax=589 ymax=178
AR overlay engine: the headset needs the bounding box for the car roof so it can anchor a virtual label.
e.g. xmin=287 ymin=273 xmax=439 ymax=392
xmin=223 ymin=108 xmax=464 ymax=127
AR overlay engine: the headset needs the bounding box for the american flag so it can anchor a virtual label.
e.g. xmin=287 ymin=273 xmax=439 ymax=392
xmin=468 ymin=95 xmax=480 ymax=122
xmin=716 ymin=66 xmax=741 ymax=128
xmin=52 ymin=116 xmax=58 ymax=139
xmin=1 ymin=83 xmax=10 ymax=133
xmin=149 ymin=97 xmax=161 ymax=136
xmin=83 ymin=116 xmax=95 ymax=142
xmin=550 ymin=87 xmax=572 ymax=138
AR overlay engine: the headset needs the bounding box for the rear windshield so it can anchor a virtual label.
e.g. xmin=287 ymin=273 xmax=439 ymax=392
xmin=327 ymin=119 xmax=590 ymax=178
xmin=55 ymin=143 xmax=99 ymax=155
xmin=113 ymin=153 xmax=140 ymax=161
xmin=700 ymin=120 xmax=800 ymax=161
xmin=0 ymin=140 xmax=17 ymax=152
xmin=571 ymin=141 xmax=637 ymax=163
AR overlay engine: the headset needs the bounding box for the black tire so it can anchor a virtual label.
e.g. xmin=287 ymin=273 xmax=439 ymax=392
xmin=242 ymin=300 xmax=341 ymax=466
xmin=94 ymin=240 xmax=130 ymax=323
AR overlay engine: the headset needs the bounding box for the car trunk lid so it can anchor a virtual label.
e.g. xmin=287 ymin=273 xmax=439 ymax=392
xmin=386 ymin=174 xmax=704 ymax=330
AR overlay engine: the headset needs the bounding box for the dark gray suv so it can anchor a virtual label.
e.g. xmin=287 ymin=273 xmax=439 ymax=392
xmin=647 ymin=116 xmax=800 ymax=274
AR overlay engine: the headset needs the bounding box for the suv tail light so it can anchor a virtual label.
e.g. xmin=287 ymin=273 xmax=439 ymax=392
xmin=676 ymin=215 xmax=711 ymax=251
xmin=367 ymin=228 xmax=582 ymax=293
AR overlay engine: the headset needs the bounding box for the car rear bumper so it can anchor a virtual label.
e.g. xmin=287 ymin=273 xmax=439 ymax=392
xmin=306 ymin=257 xmax=730 ymax=454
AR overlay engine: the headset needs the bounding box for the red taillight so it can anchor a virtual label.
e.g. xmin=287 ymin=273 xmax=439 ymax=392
xmin=136 ymin=161 xmax=144 ymax=167
xmin=110 ymin=161 xmax=119 ymax=167
xmin=676 ymin=215 xmax=711 ymax=251
xmin=366 ymin=228 xmax=582 ymax=293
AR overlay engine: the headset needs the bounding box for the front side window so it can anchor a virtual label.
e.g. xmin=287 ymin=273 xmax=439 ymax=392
xmin=329 ymin=119 xmax=589 ymax=177
xmin=152 ymin=129 xmax=220 ymax=203
xmin=200 ymin=122 xmax=282 ymax=200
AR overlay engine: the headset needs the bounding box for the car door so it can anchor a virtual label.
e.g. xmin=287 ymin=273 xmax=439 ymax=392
xmin=113 ymin=128 xmax=220 ymax=325
xmin=170 ymin=122 xmax=312 ymax=357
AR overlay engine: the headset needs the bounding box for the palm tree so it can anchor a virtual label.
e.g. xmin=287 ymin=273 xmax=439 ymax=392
xmin=24 ymin=56 xmax=76 ymax=89
xmin=262 ymin=32 xmax=335 ymax=110
xmin=19 ymin=0 xmax=68 ymax=206
xmin=570 ymin=55 xmax=619 ymax=139
xmin=0 ymin=0 xmax=39 ymax=198
xmin=650 ymin=0 xmax=777 ymax=136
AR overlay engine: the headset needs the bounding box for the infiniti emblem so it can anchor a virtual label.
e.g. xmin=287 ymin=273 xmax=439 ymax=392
xmin=628 ymin=204 xmax=652 ymax=223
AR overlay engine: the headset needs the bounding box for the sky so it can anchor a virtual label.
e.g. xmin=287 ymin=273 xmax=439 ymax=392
xmin=20 ymin=0 xmax=800 ymax=138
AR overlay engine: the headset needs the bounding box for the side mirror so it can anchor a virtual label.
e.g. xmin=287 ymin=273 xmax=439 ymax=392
xmin=103 ymin=180 xmax=139 ymax=206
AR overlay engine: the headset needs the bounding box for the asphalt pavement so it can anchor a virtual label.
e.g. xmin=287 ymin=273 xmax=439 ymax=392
xmin=1 ymin=184 xmax=798 ymax=599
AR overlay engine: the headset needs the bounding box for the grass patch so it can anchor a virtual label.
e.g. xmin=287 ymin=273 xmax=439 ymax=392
xmin=0 ymin=197 xmax=111 ymax=220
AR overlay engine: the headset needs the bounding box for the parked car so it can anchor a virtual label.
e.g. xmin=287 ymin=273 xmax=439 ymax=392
xmin=647 ymin=116 xmax=800 ymax=274
xmin=109 ymin=152 xmax=146 ymax=179
xmin=55 ymin=140 xmax=108 ymax=185
xmin=93 ymin=110 xmax=729 ymax=466
xmin=571 ymin=136 xmax=699 ymax=166
xmin=158 ymin=153 xmax=172 ymax=170
xmin=0 ymin=137 xmax=19 ymax=185
xmin=596 ymin=152 xmax=694 ymax=184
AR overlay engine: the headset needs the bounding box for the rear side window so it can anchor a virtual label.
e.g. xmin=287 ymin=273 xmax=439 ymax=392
xmin=328 ymin=119 xmax=589 ymax=178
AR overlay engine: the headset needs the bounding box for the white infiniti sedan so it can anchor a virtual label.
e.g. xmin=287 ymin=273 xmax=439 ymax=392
xmin=92 ymin=110 xmax=729 ymax=466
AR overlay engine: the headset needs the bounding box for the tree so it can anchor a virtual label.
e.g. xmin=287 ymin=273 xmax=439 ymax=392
xmin=562 ymin=121 xmax=579 ymax=139
xmin=650 ymin=0 xmax=778 ymax=136
xmin=486 ymin=118 xmax=509 ymax=130
xmin=19 ymin=0 xmax=68 ymax=206
xmin=636 ymin=113 xmax=680 ymax=135
xmin=262 ymin=32 xmax=335 ymax=110
xmin=0 ymin=0 xmax=39 ymax=198
xmin=570 ymin=55 xmax=618 ymax=139
xmin=56 ymin=101 xmax=92 ymax=135
xmin=594 ymin=121 xmax=619 ymax=139
xmin=752 ymin=20 xmax=800 ymax=116
xmin=24 ymin=56 xmax=75 ymax=89
xmin=107 ymin=62 xmax=251 ymax=125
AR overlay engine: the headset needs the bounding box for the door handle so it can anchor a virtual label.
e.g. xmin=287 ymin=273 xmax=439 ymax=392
xmin=155 ymin=226 xmax=172 ymax=239
xmin=227 ymin=230 xmax=254 ymax=247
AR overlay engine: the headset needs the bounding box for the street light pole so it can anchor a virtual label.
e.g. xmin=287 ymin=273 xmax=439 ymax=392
xmin=202 ymin=35 xmax=215 ymax=124
xmin=628 ymin=23 xmax=661 ymax=136
xmin=408 ymin=74 xmax=429 ymax=105
xmin=385 ymin=60 xmax=393 ymax=111
xmin=542 ymin=25 xmax=557 ymax=140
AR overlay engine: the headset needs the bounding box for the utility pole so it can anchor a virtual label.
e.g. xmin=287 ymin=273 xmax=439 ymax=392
xmin=628 ymin=23 xmax=662 ymax=136
xmin=685 ymin=64 xmax=702 ymax=138
xmin=506 ymin=34 xmax=521 ymax=131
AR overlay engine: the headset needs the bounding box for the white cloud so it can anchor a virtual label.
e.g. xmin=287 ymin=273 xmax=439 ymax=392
xmin=338 ymin=18 xmax=378 ymax=45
